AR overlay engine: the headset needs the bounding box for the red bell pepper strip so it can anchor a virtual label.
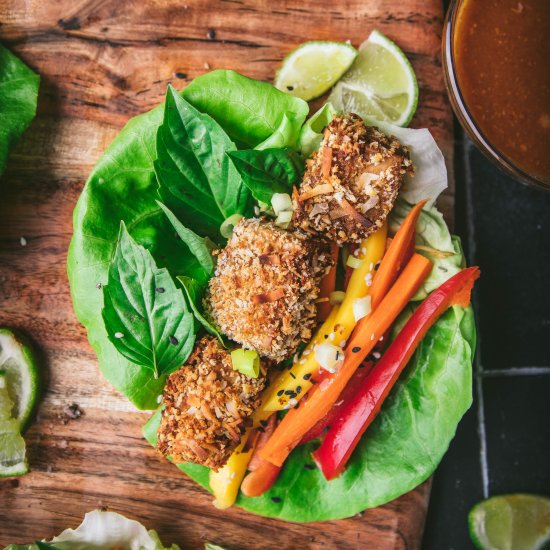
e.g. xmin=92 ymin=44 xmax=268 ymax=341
xmin=312 ymin=266 xmax=480 ymax=480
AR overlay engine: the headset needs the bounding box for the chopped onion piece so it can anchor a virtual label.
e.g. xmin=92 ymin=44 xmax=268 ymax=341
xmin=275 ymin=210 xmax=293 ymax=229
xmin=220 ymin=214 xmax=243 ymax=238
xmin=346 ymin=255 xmax=363 ymax=269
xmin=271 ymin=193 xmax=293 ymax=216
xmin=329 ymin=291 xmax=346 ymax=305
xmin=230 ymin=348 xmax=260 ymax=378
xmin=315 ymin=342 xmax=345 ymax=373
xmin=353 ymin=295 xmax=372 ymax=322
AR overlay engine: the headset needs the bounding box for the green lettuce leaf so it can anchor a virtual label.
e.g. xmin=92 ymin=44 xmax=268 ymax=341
xmin=229 ymin=148 xmax=304 ymax=204
xmin=0 ymin=44 xmax=39 ymax=176
xmin=3 ymin=509 xmax=180 ymax=550
xmin=298 ymin=102 xmax=337 ymax=157
xmin=102 ymin=223 xmax=195 ymax=378
xmin=144 ymin=302 xmax=475 ymax=521
xmin=182 ymin=70 xmax=308 ymax=147
xmin=155 ymin=86 xmax=250 ymax=238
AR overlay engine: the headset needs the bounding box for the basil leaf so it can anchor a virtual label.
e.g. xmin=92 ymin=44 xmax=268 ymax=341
xmin=157 ymin=201 xmax=215 ymax=282
xmin=102 ymin=223 xmax=195 ymax=378
xmin=255 ymin=113 xmax=302 ymax=150
xmin=0 ymin=44 xmax=39 ymax=176
xmin=155 ymin=85 xmax=250 ymax=238
xmin=229 ymin=148 xmax=304 ymax=205
xmin=182 ymin=69 xmax=309 ymax=147
xmin=177 ymin=276 xmax=226 ymax=346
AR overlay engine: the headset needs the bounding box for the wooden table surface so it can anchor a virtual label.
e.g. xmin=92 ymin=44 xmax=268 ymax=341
xmin=0 ymin=1 xmax=453 ymax=547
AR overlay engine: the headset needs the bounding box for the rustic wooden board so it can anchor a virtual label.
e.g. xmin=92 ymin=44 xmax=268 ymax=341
xmin=0 ymin=0 xmax=453 ymax=547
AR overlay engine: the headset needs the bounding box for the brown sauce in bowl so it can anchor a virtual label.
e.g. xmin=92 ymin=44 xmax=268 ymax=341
xmin=454 ymin=0 xmax=550 ymax=182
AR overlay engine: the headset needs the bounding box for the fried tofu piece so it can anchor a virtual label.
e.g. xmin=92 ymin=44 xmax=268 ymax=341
xmin=205 ymin=218 xmax=333 ymax=362
xmin=158 ymin=336 xmax=266 ymax=471
xmin=293 ymin=114 xmax=414 ymax=245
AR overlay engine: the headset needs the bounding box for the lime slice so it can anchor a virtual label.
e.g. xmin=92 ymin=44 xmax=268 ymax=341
xmin=469 ymin=494 xmax=550 ymax=550
xmin=328 ymin=29 xmax=418 ymax=126
xmin=0 ymin=374 xmax=28 ymax=477
xmin=275 ymin=41 xmax=358 ymax=101
xmin=0 ymin=327 xmax=40 ymax=430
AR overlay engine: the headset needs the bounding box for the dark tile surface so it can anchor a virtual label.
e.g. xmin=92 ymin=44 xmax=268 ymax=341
xmin=483 ymin=375 xmax=550 ymax=496
xmin=422 ymin=135 xmax=550 ymax=549
xmin=467 ymin=145 xmax=550 ymax=369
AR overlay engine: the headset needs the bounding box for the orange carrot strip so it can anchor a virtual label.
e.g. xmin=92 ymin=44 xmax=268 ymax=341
xmin=241 ymin=460 xmax=282 ymax=498
xmin=370 ymin=199 xmax=428 ymax=308
xmin=259 ymin=253 xmax=433 ymax=467
xmin=317 ymin=242 xmax=339 ymax=321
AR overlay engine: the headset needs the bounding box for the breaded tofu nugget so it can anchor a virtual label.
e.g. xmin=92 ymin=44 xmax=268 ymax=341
xmin=206 ymin=218 xmax=333 ymax=362
xmin=158 ymin=336 xmax=266 ymax=470
xmin=293 ymin=114 xmax=413 ymax=245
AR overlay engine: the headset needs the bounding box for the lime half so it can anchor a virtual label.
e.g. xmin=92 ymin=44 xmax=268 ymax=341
xmin=0 ymin=327 xmax=40 ymax=430
xmin=275 ymin=41 xmax=357 ymax=101
xmin=328 ymin=29 xmax=418 ymax=126
xmin=0 ymin=374 xmax=28 ymax=476
xmin=469 ymin=494 xmax=550 ymax=550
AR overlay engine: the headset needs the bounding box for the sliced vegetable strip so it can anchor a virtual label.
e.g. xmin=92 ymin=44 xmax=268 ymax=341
xmin=317 ymin=242 xmax=339 ymax=321
xmin=369 ymin=199 xmax=427 ymax=308
xmin=261 ymin=223 xmax=387 ymax=411
xmin=313 ymin=266 xmax=480 ymax=479
xmin=259 ymin=253 xmax=433 ymax=467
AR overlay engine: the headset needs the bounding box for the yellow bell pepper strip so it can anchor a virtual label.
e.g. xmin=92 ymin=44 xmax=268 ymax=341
xmin=260 ymin=222 xmax=387 ymax=412
xmin=209 ymin=406 xmax=272 ymax=509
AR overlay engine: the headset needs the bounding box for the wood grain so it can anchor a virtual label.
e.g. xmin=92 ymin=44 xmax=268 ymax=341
xmin=0 ymin=0 xmax=452 ymax=547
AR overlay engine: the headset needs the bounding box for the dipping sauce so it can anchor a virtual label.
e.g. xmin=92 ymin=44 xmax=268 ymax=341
xmin=453 ymin=0 xmax=550 ymax=183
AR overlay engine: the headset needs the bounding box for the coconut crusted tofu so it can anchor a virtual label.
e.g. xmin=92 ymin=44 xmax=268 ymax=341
xmin=205 ymin=217 xmax=333 ymax=362
xmin=293 ymin=114 xmax=414 ymax=245
xmin=158 ymin=336 xmax=266 ymax=470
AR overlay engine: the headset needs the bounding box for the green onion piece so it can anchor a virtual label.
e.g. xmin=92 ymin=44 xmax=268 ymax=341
xmin=220 ymin=214 xmax=244 ymax=239
xmin=230 ymin=348 xmax=260 ymax=378
xmin=271 ymin=193 xmax=293 ymax=216
xmin=275 ymin=210 xmax=293 ymax=229
xmin=346 ymin=255 xmax=363 ymax=269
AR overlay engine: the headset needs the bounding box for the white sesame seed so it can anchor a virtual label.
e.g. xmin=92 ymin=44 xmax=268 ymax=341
xmin=114 ymin=332 xmax=124 ymax=339
xmin=365 ymin=273 xmax=373 ymax=287
xmin=370 ymin=333 xmax=375 ymax=341
xmin=156 ymin=394 xmax=162 ymax=404
xmin=299 ymin=359 xmax=306 ymax=365
xmin=20 ymin=236 xmax=27 ymax=246
xmin=379 ymin=336 xmax=384 ymax=342
xmin=361 ymin=247 xmax=367 ymax=255
xmin=303 ymin=349 xmax=311 ymax=356
xmin=288 ymin=398 xmax=298 ymax=406
xmin=329 ymin=332 xmax=335 ymax=341
xmin=369 ymin=262 xmax=374 ymax=271
xmin=373 ymin=351 xmax=381 ymax=359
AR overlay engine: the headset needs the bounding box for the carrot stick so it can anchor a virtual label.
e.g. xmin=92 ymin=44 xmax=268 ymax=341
xmin=317 ymin=242 xmax=339 ymax=321
xmin=241 ymin=460 xmax=282 ymax=498
xmin=370 ymin=199 xmax=428 ymax=308
xmin=259 ymin=253 xmax=433 ymax=467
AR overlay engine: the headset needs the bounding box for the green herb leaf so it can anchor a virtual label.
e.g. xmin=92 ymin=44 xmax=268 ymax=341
xmin=229 ymin=148 xmax=304 ymax=205
xmin=0 ymin=44 xmax=39 ymax=177
xmin=155 ymin=85 xmax=250 ymax=238
xmin=102 ymin=223 xmax=195 ymax=378
xmin=157 ymin=201 xmax=215 ymax=282
xmin=255 ymin=113 xmax=302 ymax=150
xmin=182 ymin=69 xmax=309 ymax=148
xmin=177 ymin=276 xmax=225 ymax=346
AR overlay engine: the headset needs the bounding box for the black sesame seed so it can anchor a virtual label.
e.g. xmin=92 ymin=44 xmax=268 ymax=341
xmin=352 ymin=346 xmax=361 ymax=353
xmin=374 ymin=262 xmax=381 ymax=271
xmin=296 ymin=386 xmax=302 ymax=394
xmin=303 ymin=373 xmax=312 ymax=380
xmin=174 ymin=72 xmax=187 ymax=79
xmin=156 ymin=287 xmax=165 ymax=293
xmin=294 ymin=402 xmax=300 ymax=409
xmin=286 ymin=85 xmax=294 ymax=91
xmin=304 ymin=463 xmax=315 ymax=470
xmin=169 ymin=335 xmax=179 ymax=345
xmin=257 ymin=426 xmax=265 ymax=433
xmin=260 ymin=420 xmax=268 ymax=427
xmin=207 ymin=28 xmax=216 ymax=39
xmin=324 ymin=334 xmax=329 ymax=339
xmin=277 ymin=389 xmax=284 ymax=396
xmin=289 ymin=372 xmax=296 ymax=379
xmin=289 ymin=391 xmax=297 ymax=398
xmin=271 ymin=496 xmax=281 ymax=503
xmin=284 ymin=390 xmax=294 ymax=395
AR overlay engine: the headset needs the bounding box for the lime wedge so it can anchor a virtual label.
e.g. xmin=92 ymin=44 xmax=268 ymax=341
xmin=328 ymin=29 xmax=418 ymax=126
xmin=0 ymin=374 xmax=28 ymax=477
xmin=0 ymin=327 xmax=40 ymax=430
xmin=469 ymin=494 xmax=550 ymax=550
xmin=275 ymin=41 xmax=357 ymax=101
